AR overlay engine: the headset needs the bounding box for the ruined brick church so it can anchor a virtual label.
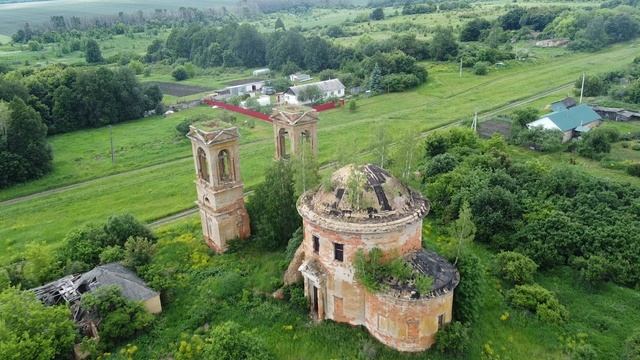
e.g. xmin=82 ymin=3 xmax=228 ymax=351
xmin=188 ymin=105 xmax=459 ymax=352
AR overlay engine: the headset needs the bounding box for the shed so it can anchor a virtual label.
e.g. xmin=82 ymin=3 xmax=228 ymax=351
xmin=289 ymin=73 xmax=312 ymax=82
xmin=252 ymin=68 xmax=270 ymax=77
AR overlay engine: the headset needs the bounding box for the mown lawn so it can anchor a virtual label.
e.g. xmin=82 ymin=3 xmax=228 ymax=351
xmin=2 ymin=40 xmax=640 ymax=263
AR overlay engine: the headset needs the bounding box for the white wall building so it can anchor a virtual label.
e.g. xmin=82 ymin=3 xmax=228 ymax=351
xmin=283 ymin=79 xmax=345 ymax=105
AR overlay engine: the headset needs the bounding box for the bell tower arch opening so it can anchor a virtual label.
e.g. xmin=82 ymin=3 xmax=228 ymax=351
xmin=270 ymin=105 xmax=318 ymax=161
xmin=186 ymin=126 xmax=251 ymax=253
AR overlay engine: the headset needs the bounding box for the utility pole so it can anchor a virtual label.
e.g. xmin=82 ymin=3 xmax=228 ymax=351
xmin=471 ymin=112 xmax=478 ymax=132
xmin=579 ymin=72 xmax=585 ymax=104
xmin=109 ymin=125 xmax=115 ymax=164
xmin=459 ymin=57 xmax=463 ymax=78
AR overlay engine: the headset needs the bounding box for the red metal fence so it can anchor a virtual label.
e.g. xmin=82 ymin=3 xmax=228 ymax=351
xmin=203 ymin=99 xmax=271 ymax=122
xmin=203 ymin=99 xmax=340 ymax=123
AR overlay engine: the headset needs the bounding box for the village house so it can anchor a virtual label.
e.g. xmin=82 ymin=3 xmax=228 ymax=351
xmin=527 ymin=103 xmax=602 ymax=142
xmin=283 ymin=79 xmax=345 ymax=105
xmin=285 ymin=164 xmax=459 ymax=352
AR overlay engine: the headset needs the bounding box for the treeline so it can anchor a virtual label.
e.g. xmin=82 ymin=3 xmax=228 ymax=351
xmin=422 ymin=128 xmax=640 ymax=287
xmin=577 ymin=58 xmax=640 ymax=104
xmin=0 ymin=65 xmax=162 ymax=135
xmin=147 ymin=23 xmax=432 ymax=92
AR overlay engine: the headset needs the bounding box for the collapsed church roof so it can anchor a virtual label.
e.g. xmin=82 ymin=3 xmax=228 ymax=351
xmin=299 ymin=164 xmax=429 ymax=228
xmin=390 ymin=249 xmax=460 ymax=299
xmin=77 ymin=263 xmax=158 ymax=302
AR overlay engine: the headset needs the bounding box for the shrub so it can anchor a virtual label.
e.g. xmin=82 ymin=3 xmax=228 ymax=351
xmin=284 ymin=227 xmax=303 ymax=263
xmin=80 ymin=286 xmax=153 ymax=346
xmin=172 ymin=66 xmax=189 ymax=81
xmin=424 ymin=153 xmax=458 ymax=177
xmin=572 ymin=255 xmax=611 ymax=284
xmin=624 ymin=330 xmax=640 ymax=360
xmin=349 ymin=100 xmax=357 ymax=112
xmin=435 ymin=321 xmax=471 ymax=355
xmin=282 ymin=283 xmax=307 ymax=311
xmin=104 ymin=214 xmax=155 ymax=247
xmin=210 ymin=272 xmax=246 ymax=300
xmin=200 ymin=321 xmax=275 ymax=360
xmin=473 ymin=61 xmax=489 ymax=75
xmin=99 ymin=246 xmax=124 ymax=264
xmin=122 ymin=236 xmax=156 ymax=270
xmin=494 ymin=251 xmax=538 ymax=285
xmin=176 ymin=119 xmax=193 ymax=136
xmin=453 ymin=253 xmax=485 ymax=323
xmin=627 ymin=163 xmax=640 ymax=177
xmin=507 ymin=284 xmax=568 ymax=323
xmin=633 ymin=144 xmax=640 ymax=151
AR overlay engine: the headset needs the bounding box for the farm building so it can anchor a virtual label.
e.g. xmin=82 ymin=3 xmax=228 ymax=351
xmin=285 ymin=164 xmax=459 ymax=352
xmin=593 ymin=106 xmax=640 ymax=121
xmin=535 ymin=39 xmax=569 ymax=47
xmin=527 ymin=104 xmax=602 ymax=142
xmin=550 ymin=97 xmax=577 ymax=112
xmin=289 ymin=72 xmax=312 ymax=82
xmin=283 ymin=79 xmax=345 ymax=105
xmin=216 ymin=79 xmax=265 ymax=98
xmin=252 ymin=68 xmax=270 ymax=77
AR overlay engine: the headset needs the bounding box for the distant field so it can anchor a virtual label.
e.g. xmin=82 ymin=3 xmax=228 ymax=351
xmin=143 ymin=81 xmax=214 ymax=97
xmin=0 ymin=0 xmax=236 ymax=36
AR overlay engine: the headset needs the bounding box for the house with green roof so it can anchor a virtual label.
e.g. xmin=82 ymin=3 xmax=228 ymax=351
xmin=526 ymin=104 xmax=602 ymax=143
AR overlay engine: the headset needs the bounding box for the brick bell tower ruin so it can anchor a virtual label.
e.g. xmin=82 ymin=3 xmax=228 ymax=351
xmin=271 ymin=105 xmax=318 ymax=160
xmin=187 ymin=126 xmax=250 ymax=252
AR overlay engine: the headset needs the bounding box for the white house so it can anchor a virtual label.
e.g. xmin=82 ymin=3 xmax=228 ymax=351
xmin=527 ymin=104 xmax=602 ymax=143
xmin=283 ymin=79 xmax=345 ymax=105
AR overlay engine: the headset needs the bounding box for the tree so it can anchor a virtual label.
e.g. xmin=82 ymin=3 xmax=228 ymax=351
xmin=0 ymin=287 xmax=76 ymax=360
xmin=460 ymin=18 xmax=491 ymax=41
xmin=232 ymin=24 xmax=266 ymax=68
xmin=122 ymin=236 xmax=156 ymax=270
xmin=392 ymin=130 xmax=420 ymax=182
xmin=370 ymin=8 xmax=385 ymax=21
xmin=372 ymin=123 xmax=392 ymax=169
xmin=453 ymin=253 xmax=485 ymax=324
xmin=172 ymin=66 xmax=189 ymax=81
xmin=349 ymin=99 xmax=357 ymax=112
xmin=85 ymin=39 xmax=103 ymax=63
xmin=512 ymin=107 xmax=539 ymax=128
xmin=369 ymin=63 xmax=383 ymax=94
xmin=247 ymin=161 xmax=299 ymax=250
xmin=473 ymin=62 xmax=489 ymax=75
xmin=451 ymin=202 xmax=476 ymax=265
xmin=297 ymin=85 xmax=322 ymax=103
xmin=431 ymin=27 xmax=459 ymax=61
xmin=435 ymin=322 xmax=471 ymax=355
xmin=500 ymin=7 xmax=526 ymax=30
xmin=275 ymin=17 xmax=285 ymax=31
xmin=605 ymin=13 xmax=639 ymax=43
xmin=1 ymin=98 xmax=52 ymax=187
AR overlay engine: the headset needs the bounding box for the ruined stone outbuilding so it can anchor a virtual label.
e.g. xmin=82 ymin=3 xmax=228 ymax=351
xmin=288 ymin=164 xmax=459 ymax=352
xmin=187 ymin=126 xmax=250 ymax=252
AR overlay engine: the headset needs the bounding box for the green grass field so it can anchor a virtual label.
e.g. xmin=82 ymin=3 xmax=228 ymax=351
xmin=2 ymin=40 xmax=640 ymax=263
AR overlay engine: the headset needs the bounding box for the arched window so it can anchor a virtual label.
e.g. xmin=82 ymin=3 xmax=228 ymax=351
xmin=197 ymin=147 xmax=209 ymax=182
xmin=278 ymin=128 xmax=290 ymax=159
xmin=217 ymin=149 xmax=233 ymax=182
xmin=301 ymin=130 xmax=311 ymax=144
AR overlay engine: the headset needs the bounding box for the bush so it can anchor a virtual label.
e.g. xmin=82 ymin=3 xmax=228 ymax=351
xmin=435 ymin=321 xmax=471 ymax=355
xmin=473 ymin=61 xmax=489 ymax=75
xmin=424 ymin=153 xmax=458 ymax=177
xmin=627 ymin=163 xmax=640 ymax=177
xmin=624 ymin=330 xmax=640 ymax=360
xmin=172 ymin=66 xmax=189 ymax=81
xmin=210 ymin=272 xmax=246 ymax=300
xmin=99 ymin=246 xmax=124 ymax=264
xmin=572 ymin=255 xmax=611 ymax=284
xmin=453 ymin=253 xmax=485 ymax=323
xmin=200 ymin=321 xmax=275 ymax=360
xmin=284 ymin=227 xmax=303 ymax=263
xmin=176 ymin=119 xmax=194 ymax=136
xmin=80 ymin=285 xmax=153 ymax=346
xmin=633 ymin=144 xmax=640 ymax=151
xmin=122 ymin=236 xmax=156 ymax=270
xmin=494 ymin=251 xmax=538 ymax=285
xmin=507 ymin=284 xmax=568 ymax=323
xmin=349 ymin=100 xmax=357 ymax=112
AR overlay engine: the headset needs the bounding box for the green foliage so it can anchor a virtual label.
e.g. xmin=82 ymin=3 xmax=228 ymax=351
xmin=578 ymin=127 xmax=618 ymax=159
xmin=624 ymin=330 xmax=640 ymax=360
xmin=197 ymin=321 xmax=274 ymax=360
xmin=451 ymin=201 xmax=476 ymax=264
xmin=460 ymin=18 xmax=491 ymax=42
xmin=628 ymin=163 xmax=640 ymax=177
xmin=274 ymin=18 xmax=285 ymax=31
xmin=292 ymin=143 xmax=320 ymax=197
xmin=122 ymin=236 xmax=156 ymax=270
xmin=85 ymin=38 xmax=103 ymax=63
xmin=512 ymin=127 xmax=563 ymax=152
xmin=431 ymin=27 xmax=459 ymax=61
xmin=572 ymin=255 xmax=611 ymax=284
xmin=296 ymin=85 xmax=322 ymax=103
xmin=172 ymin=66 xmax=189 ymax=81
xmin=453 ymin=253 xmax=485 ymax=324
xmin=494 ymin=251 xmax=538 ymax=285
xmin=370 ymin=8 xmax=385 ymax=21
xmin=473 ymin=61 xmax=489 ymax=75
xmin=435 ymin=321 xmax=471 ymax=355
xmin=0 ymin=97 xmax=52 ymax=188
xmin=284 ymin=227 xmax=303 ymax=264
xmin=348 ymin=100 xmax=357 ymax=112
xmin=368 ymin=63 xmax=383 ymax=94
xmin=512 ymin=107 xmax=539 ymax=128
xmin=0 ymin=287 xmax=76 ymax=360
xmin=99 ymin=245 xmax=125 ymax=264
xmin=22 ymin=242 xmax=58 ymax=286
xmin=81 ymin=285 xmax=153 ymax=346
xmin=415 ymin=274 xmax=434 ymax=295
xmin=346 ymin=167 xmax=367 ymax=210
xmin=210 ymin=272 xmax=246 ymax=300
xmin=282 ymin=282 xmax=307 ymax=311
xmin=247 ymin=161 xmax=299 ymax=250
xmin=507 ymin=284 xmax=569 ymax=323
xmin=424 ymin=153 xmax=458 ymax=177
